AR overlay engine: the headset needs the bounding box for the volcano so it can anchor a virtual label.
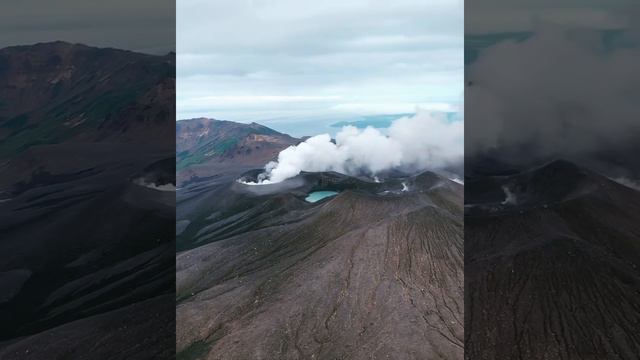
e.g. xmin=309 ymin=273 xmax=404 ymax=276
xmin=0 ymin=42 xmax=175 ymax=359
xmin=176 ymin=120 xmax=464 ymax=359
xmin=176 ymin=118 xmax=299 ymax=187
xmin=465 ymin=159 xmax=640 ymax=359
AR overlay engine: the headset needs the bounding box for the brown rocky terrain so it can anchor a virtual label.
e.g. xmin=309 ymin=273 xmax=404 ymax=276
xmin=176 ymin=118 xmax=298 ymax=187
xmin=176 ymin=169 xmax=464 ymax=359
xmin=0 ymin=41 xmax=175 ymax=151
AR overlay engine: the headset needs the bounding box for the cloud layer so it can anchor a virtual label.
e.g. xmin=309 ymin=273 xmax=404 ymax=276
xmin=0 ymin=0 xmax=174 ymax=54
xmin=466 ymin=0 xmax=638 ymax=34
xmin=466 ymin=25 xmax=640 ymax=161
xmin=178 ymin=0 xmax=463 ymax=121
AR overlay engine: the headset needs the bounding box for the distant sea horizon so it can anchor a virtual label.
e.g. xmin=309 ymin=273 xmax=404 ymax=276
xmin=177 ymin=111 xmax=461 ymax=138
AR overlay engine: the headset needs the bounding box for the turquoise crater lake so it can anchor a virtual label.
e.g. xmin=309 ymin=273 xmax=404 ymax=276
xmin=305 ymin=191 xmax=339 ymax=203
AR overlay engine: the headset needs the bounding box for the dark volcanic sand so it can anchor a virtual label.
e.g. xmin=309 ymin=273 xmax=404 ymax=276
xmin=177 ymin=171 xmax=464 ymax=359
xmin=465 ymin=160 xmax=640 ymax=359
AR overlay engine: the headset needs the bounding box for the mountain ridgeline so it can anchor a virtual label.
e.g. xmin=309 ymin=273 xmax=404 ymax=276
xmin=0 ymin=41 xmax=175 ymax=155
xmin=176 ymin=118 xmax=299 ymax=186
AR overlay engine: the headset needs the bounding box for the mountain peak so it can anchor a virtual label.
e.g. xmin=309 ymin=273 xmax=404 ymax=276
xmin=176 ymin=119 xmax=299 ymax=176
xmin=0 ymin=42 xmax=175 ymax=156
xmin=534 ymin=158 xmax=581 ymax=173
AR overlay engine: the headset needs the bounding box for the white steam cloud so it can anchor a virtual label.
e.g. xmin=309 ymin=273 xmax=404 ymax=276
xmin=133 ymin=178 xmax=176 ymax=192
xmin=612 ymin=177 xmax=640 ymax=191
xmin=501 ymin=185 xmax=517 ymax=205
xmin=249 ymin=110 xmax=462 ymax=184
xmin=466 ymin=24 xmax=640 ymax=158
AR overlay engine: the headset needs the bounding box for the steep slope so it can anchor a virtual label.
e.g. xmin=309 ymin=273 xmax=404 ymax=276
xmin=0 ymin=295 xmax=175 ymax=360
xmin=465 ymin=160 xmax=640 ymax=359
xmin=0 ymin=41 xmax=175 ymax=155
xmin=0 ymin=42 xmax=175 ymax=358
xmin=176 ymin=171 xmax=464 ymax=359
xmin=176 ymin=118 xmax=298 ymax=186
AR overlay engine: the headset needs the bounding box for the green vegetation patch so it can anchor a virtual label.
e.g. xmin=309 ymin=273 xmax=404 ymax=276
xmin=177 ymin=138 xmax=239 ymax=171
xmin=177 ymin=340 xmax=212 ymax=360
xmin=177 ymin=327 xmax=227 ymax=360
xmin=2 ymin=113 xmax=29 ymax=130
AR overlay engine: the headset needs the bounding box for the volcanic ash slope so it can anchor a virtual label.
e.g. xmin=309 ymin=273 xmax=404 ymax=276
xmin=176 ymin=173 xmax=463 ymax=360
xmin=465 ymin=160 xmax=640 ymax=359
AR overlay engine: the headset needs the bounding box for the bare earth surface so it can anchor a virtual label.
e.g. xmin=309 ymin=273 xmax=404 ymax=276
xmin=177 ymin=171 xmax=464 ymax=359
xmin=465 ymin=160 xmax=640 ymax=359
xmin=0 ymin=42 xmax=175 ymax=358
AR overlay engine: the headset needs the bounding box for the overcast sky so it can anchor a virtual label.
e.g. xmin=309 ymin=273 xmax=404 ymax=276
xmin=0 ymin=0 xmax=174 ymax=54
xmin=467 ymin=0 xmax=639 ymax=34
xmin=177 ymin=0 xmax=463 ymax=122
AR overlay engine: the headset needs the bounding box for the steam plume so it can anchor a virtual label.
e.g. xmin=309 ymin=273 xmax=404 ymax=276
xmin=251 ymin=110 xmax=462 ymax=184
xmin=466 ymin=25 xmax=640 ymax=158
